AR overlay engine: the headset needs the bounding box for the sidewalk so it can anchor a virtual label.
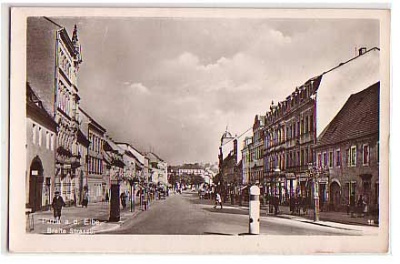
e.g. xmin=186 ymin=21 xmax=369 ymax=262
xmin=267 ymin=205 xmax=379 ymax=227
xmin=27 ymin=196 xmax=167 ymax=234
xmin=220 ymin=199 xmax=379 ymax=227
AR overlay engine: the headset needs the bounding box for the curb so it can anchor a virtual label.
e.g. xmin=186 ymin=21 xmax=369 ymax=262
xmin=267 ymin=213 xmax=378 ymax=230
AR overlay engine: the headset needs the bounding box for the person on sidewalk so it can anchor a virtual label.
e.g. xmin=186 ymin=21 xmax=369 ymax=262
xmin=82 ymin=190 xmax=89 ymax=208
xmin=105 ymin=192 xmax=109 ymax=203
xmin=52 ymin=191 xmax=66 ymax=221
xmin=273 ymin=195 xmax=280 ymax=215
xmin=214 ymin=192 xmax=223 ymax=209
xmin=120 ymin=192 xmax=127 ymax=209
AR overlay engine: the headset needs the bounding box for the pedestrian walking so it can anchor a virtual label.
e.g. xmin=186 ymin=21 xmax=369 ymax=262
xmin=273 ymin=195 xmax=280 ymax=215
xmin=214 ymin=192 xmax=223 ymax=209
xmin=52 ymin=191 xmax=65 ymax=221
xmin=82 ymin=189 xmax=89 ymax=208
xmin=105 ymin=192 xmax=109 ymax=203
xmin=120 ymin=192 xmax=127 ymax=209
xmin=125 ymin=191 xmax=130 ymax=207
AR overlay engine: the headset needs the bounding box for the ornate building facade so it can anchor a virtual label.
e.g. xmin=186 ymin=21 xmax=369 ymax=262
xmin=264 ymin=76 xmax=321 ymax=205
xmin=26 ymin=17 xmax=83 ymax=206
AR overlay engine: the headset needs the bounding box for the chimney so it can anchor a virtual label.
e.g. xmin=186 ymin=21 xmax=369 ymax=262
xmin=358 ymin=47 xmax=367 ymax=56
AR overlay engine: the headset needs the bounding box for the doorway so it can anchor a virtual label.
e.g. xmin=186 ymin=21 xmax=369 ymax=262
xmin=29 ymin=156 xmax=44 ymax=212
xmin=329 ymin=181 xmax=341 ymax=211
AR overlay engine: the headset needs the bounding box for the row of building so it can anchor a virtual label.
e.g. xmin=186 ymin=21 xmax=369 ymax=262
xmin=216 ymin=47 xmax=380 ymax=212
xmin=26 ymin=17 xmax=168 ymax=213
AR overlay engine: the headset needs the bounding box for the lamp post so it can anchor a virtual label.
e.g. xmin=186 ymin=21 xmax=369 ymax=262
xmin=273 ymin=167 xmax=281 ymax=214
xmin=128 ymin=176 xmax=139 ymax=213
xmin=308 ymin=163 xmax=320 ymax=222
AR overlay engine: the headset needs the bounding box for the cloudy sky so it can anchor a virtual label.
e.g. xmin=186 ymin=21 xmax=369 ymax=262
xmin=53 ymin=16 xmax=379 ymax=165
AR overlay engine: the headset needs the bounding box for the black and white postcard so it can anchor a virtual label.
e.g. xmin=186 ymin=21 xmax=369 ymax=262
xmin=8 ymin=7 xmax=390 ymax=253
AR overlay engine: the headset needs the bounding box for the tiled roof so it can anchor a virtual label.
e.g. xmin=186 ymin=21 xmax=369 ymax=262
xmin=316 ymin=82 xmax=379 ymax=147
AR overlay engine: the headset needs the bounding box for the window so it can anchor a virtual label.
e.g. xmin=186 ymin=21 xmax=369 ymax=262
xmin=32 ymin=124 xmax=36 ymax=144
xmin=317 ymin=153 xmax=322 ymax=168
xmin=38 ymin=127 xmax=42 ymax=146
xmin=89 ymin=134 xmax=93 ymax=151
xmin=305 ymin=116 xmax=309 ymax=133
xmin=363 ymin=144 xmax=370 ymax=165
xmin=291 ymin=124 xmax=294 ymax=138
xmin=323 ymin=152 xmax=327 ymax=167
xmin=350 ymin=145 xmax=357 ymax=167
xmin=88 ymin=157 xmax=91 ymax=174
xmin=297 ymin=121 xmax=300 ymax=137
xmin=310 ymin=114 xmax=314 ymax=132
xmin=329 ymin=151 xmax=334 ymax=168
xmin=297 ymin=151 xmax=300 ymax=166
xmin=336 ymin=149 xmax=341 ymax=167
xmin=305 ymin=149 xmax=308 ymax=164
xmin=46 ymin=131 xmax=50 ymax=149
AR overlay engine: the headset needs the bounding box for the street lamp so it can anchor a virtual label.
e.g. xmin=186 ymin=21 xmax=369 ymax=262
xmin=128 ymin=176 xmax=139 ymax=212
xmin=308 ymin=163 xmax=320 ymax=222
xmin=272 ymin=167 xmax=280 ymax=214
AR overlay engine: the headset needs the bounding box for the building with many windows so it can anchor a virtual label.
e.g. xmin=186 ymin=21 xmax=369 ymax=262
xmin=314 ymin=82 xmax=379 ymax=213
xmin=263 ymin=76 xmax=320 ymax=205
xmin=79 ymin=107 xmax=107 ymax=202
xmin=249 ymin=115 xmax=265 ymax=185
xmin=241 ymin=136 xmax=253 ymax=185
xmin=27 ymin=17 xmax=83 ymax=205
xmin=262 ymin=47 xmax=380 ymax=207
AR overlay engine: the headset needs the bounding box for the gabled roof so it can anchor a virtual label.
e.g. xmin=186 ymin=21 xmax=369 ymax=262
xmin=316 ymin=82 xmax=379 ymax=147
xmin=26 ymin=83 xmax=57 ymax=131
xmin=146 ymin=152 xmax=165 ymax=163
xmin=79 ymin=107 xmax=107 ymax=134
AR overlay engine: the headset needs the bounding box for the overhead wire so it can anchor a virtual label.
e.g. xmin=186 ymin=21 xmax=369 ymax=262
xmin=220 ymin=126 xmax=253 ymax=147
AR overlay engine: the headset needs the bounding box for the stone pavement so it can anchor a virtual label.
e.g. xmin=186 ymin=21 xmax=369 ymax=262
xmin=27 ymin=196 xmax=168 ymax=235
